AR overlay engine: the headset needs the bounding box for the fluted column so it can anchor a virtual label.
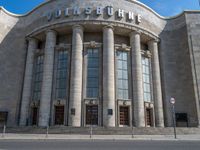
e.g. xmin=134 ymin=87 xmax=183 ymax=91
xmin=19 ymin=38 xmax=38 ymax=126
xmin=68 ymin=25 xmax=83 ymax=127
xmin=103 ymin=25 xmax=115 ymax=127
xmin=130 ymin=31 xmax=145 ymax=127
xmin=148 ymin=40 xmax=164 ymax=127
xmin=38 ymin=30 xmax=56 ymax=127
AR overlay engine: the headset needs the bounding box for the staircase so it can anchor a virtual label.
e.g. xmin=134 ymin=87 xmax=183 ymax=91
xmin=2 ymin=126 xmax=200 ymax=135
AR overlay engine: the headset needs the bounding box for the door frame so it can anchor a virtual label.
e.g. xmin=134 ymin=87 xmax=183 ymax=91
xmin=83 ymin=99 xmax=100 ymax=127
xmin=54 ymin=105 xmax=65 ymax=125
xmin=117 ymin=100 xmax=132 ymax=127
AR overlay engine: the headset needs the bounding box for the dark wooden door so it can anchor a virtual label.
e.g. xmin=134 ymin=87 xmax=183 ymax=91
xmin=120 ymin=106 xmax=129 ymax=125
xmin=32 ymin=107 xmax=38 ymax=125
xmin=146 ymin=108 xmax=152 ymax=126
xmin=86 ymin=105 xmax=98 ymax=125
xmin=55 ymin=106 xmax=64 ymax=125
xmin=0 ymin=112 xmax=8 ymax=127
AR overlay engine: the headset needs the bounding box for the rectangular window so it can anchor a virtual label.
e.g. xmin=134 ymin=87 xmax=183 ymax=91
xmin=86 ymin=48 xmax=99 ymax=98
xmin=56 ymin=50 xmax=68 ymax=99
xmin=116 ymin=51 xmax=129 ymax=99
xmin=33 ymin=55 xmax=44 ymax=101
xmin=142 ymin=57 xmax=152 ymax=102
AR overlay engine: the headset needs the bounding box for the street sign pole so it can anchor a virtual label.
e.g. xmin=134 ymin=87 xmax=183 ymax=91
xmin=170 ymin=97 xmax=177 ymax=139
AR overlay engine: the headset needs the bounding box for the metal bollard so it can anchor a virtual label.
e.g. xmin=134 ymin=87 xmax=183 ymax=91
xmin=90 ymin=125 xmax=92 ymax=139
xmin=46 ymin=125 xmax=49 ymax=138
xmin=2 ymin=125 xmax=6 ymax=138
xmin=131 ymin=126 xmax=134 ymax=138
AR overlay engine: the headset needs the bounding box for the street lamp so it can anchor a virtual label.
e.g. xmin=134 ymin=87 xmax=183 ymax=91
xmin=170 ymin=97 xmax=177 ymax=139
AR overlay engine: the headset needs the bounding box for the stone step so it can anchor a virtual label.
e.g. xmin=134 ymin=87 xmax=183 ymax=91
xmin=1 ymin=127 xmax=200 ymax=135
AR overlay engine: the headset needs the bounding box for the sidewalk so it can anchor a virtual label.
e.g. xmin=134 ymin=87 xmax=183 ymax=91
xmin=0 ymin=133 xmax=200 ymax=141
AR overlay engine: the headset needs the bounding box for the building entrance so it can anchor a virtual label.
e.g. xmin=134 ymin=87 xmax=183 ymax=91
xmin=54 ymin=106 xmax=64 ymax=125
xmin=0 ymin=112 xmax=8 ymax=127
xmin=119 ymin=106 xmax=129 ymax=126
xmin=145 ymin=108 xmax=153 ymax=127
xmin=32 ymin=107 xmax=38 ymax=125
xmin=86 ymin=105 xmax=98 ymax=125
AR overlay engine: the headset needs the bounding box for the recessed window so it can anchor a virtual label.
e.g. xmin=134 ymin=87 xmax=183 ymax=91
xmin=33 ymin=55 xmax=44 ymax=101
xmin=56 ymin=50 xmax=68 ymax=99
xmin=116 ymin=51 xmax=129 ymax=99
xmin=142 ymin=57 xmax=152 ymax=102
xmin=86 ymin=48 xmax=99 ymax=98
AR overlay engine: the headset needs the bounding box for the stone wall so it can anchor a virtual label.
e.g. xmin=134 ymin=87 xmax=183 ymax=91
xmin=0 ymin=0 xmax=199 ymax=127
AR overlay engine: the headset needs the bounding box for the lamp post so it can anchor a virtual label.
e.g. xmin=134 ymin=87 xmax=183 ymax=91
xmin=170 ymin=97 xmax=177 ymax=139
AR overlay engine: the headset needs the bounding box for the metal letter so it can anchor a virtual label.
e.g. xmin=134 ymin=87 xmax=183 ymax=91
xmin=85 ymin=6 xmax=92 ymax=15
xmin=47 ymin=12 xmax=53 ymax=21
xmin=118 ymin=9 xmax=124 ymax=18
xmin=136 ymin=14 xmax=142 ymax=23
xmin=65 ymin=8 xmax=70 ymax=17
xmin=107 ymin=6 xmax=114 ymax=16
xmin=55 ymin=9 xmax=62 ymax=18
xmin=73 ymin=7 xmax=81 ymax=15
xmin=96 ymin=6 xmax=103 ymax=15
xmin=128 ymin=11 xmax=134 ymax=20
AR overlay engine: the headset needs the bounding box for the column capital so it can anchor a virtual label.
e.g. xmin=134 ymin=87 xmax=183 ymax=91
xmin=26 ymin=37 xmax=39 ymax=43
xmin=72 ymin=24 xmax=84 ymax=31
xmin=148 ymin=38 xmax=160 ymax=44
xmin=45 ymin=29 xmax=57 ymax=36
xmin=103 ymin=25 xmax=114 ymax=31
xmin=129 ymin=30 xmax=141 ymax=37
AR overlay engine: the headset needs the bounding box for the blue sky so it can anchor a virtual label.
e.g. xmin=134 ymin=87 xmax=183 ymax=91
xmin=0 ymin=0 xmax=199 ymax=17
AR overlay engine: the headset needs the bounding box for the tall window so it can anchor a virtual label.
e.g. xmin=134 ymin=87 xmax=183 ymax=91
xmin=116 ymin=51 xmax=129 ymax=99
xmin=142 ymin=56 xmax=152 ymax=102
xmin=56 ymin=50 xmax=68 ymax=99
xmin=33 ymin=55 xmax=44 ymax=101
xmin=86 ymin=48 xmax=99 ymax=98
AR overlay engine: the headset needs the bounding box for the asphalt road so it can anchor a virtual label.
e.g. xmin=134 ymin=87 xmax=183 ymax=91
xmin=0 ymin=140 xmax=199 ymax=150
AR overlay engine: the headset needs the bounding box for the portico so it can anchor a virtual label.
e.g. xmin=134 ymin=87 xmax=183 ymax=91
xmin=19 ymin=22 xmax=164 ymax=128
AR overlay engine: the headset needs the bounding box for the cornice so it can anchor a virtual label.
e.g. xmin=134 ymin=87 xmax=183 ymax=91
xmin=0 ymin=0 xmax=200 ymax=20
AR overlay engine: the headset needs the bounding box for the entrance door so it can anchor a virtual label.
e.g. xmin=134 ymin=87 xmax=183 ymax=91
xmin=32 ymin=107 xmax=38 ymax=125
xmin=55 ymin=106 xmax=64 ymax=125
xmin=119 ymin=106 xmax=129 ymax=126
xmin=86 ymin=105 xmax=98 ymax=125
xmin=0 ymin=112 xmax=8 ymax=127
xmin=146 ymin=108 xmax=153 ymax=127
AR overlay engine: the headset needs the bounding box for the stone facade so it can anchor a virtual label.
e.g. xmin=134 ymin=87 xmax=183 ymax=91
xmin=0 ymin=0 xmax=199 ymax=128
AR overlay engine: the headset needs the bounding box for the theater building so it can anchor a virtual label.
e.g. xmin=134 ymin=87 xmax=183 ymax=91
xmin=0 ymin=0 xmax=200 ymax=128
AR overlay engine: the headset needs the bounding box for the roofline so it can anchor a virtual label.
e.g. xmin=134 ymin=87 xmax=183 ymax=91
xmin=0 ymin=0 xmax=200 ymax=20
xmin=0 ymin=0 xmax=52 ymax=17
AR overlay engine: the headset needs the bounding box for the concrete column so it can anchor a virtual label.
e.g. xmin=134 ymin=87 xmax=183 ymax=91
xmin=68 ymin=25 xmax=83 ymax=127
xmin=130 ymin=31 xmax=145 ymax=127
xmin=148 ymin=40 xmax=164 ymax=127
xmin=19 ymin=38 xmax=38 ymax=126
xmin=103 ymin=25 xmax=115 ymax=127
xmin=38 ymin=30 xmax=56 ymax=127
